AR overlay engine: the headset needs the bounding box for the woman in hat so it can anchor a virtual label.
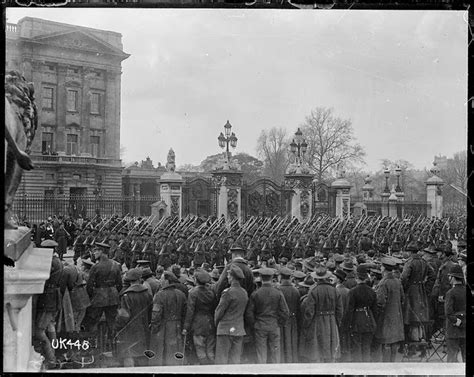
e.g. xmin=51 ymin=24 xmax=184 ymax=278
xmin=299 ymin=266 xmax=343 ymax=363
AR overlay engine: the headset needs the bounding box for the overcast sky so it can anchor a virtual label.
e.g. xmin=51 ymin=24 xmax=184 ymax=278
xmin=7 ymin=8 xmax=467 ymax=172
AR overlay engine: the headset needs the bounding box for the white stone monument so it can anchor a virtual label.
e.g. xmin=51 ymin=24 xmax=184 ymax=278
xmin=426 ymin=162 xmax=444 ymax=218
xmin=159 ymin=148 xmax=183 ymax=218
xmin=331 ymin=167 xmax=352 ymax=219
xmin=212 ymin=153 xmax=243 ymax=222
xmin=4 ymin=228 xmax=53 ymax=372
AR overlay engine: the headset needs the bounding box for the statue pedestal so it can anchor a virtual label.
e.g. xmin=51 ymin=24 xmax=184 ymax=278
xmin=212 ymin=170 xmax=243 ymax=222
xmin=4 ymin=234 xmax=53 ymax=372
xmin=159 ymin=171 xmax=183 ymax=218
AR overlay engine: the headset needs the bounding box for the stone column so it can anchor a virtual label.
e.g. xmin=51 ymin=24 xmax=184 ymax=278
xmin=105 ymin=70 xmax=121 ymax=160
xmin=388 ymin=189 xmax=398 ymax=219
xmin=212 ymin=171 xmax=243 ymax=222
xmin=395 ymin=191 xmax=405 ymax=218
xmin=284 ymin=174 xmax=313 ymax=223
xmin=56 ymin=64 xmax=68 ymax=153
xmin=159 ymin=172 xmax=183 ymax=218
xmin=81 ymin=67 xmax=92 ymax=155
xmin=331 ymin=175 xmax=352 ymax=219
xmin=426 ymin=163 xmax=444 ymax=218
xmin=4 ymin=230 xmax=54 ymax=372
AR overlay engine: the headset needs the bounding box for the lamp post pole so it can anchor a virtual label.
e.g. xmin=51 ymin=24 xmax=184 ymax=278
xmin=217 ymin=120 xmax=238 ymax=165
xmin=289 ymin=128 xmax=308 ymax=167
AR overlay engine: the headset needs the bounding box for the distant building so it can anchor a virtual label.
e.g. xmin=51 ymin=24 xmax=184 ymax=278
xmin=434 ymin=155 xmax=448 ymax=170
xmin=6 ymin=17 xmax=130 ymax=202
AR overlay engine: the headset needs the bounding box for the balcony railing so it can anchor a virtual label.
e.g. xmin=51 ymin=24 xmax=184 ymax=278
xmin=6 ymin=23 xmax=18 ymax=34
xmin=32 ymin=153 xmax=121 ymax=166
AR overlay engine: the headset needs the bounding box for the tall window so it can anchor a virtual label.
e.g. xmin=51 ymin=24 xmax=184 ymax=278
xmin=43 ymin=87 xmax=54 ymax=110
xmin=91 ymin=93 xmax=102 ymax=115
xmin=42 ymin=132 xmax=53 ymax=154
xmin=90 ymin=136 xmax=101 ymax=157
xmin=67 ymin=90 xmax=78 ymax=112
xmin=66 ymin=134 xmax=79 ymax=156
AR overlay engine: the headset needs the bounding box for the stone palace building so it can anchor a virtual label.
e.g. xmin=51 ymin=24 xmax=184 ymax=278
xmin=6 ymin=17 xmax=130 ymax=199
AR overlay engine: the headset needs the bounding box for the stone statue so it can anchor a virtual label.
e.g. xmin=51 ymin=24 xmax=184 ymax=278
xmin=4 ymin=71 xmax=38 ymax=229
xmin=166 ymin=148 xmax=176 ymax=172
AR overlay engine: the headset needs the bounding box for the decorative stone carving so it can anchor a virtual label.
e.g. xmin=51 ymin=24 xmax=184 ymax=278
xmin=166 ymin=148 xmax=176 ymax=172
xmin=300 ymin=190 xmax=310 ymax=219
xmin=170 ymin=195 xmax=180 ymax=217
xmin=284 ymin=177 xmax=312 ymax=190
xmin=5 ymin=71 xmax=38 ymax=230
xmin=227 ymin=188 xmax=239 ymax=220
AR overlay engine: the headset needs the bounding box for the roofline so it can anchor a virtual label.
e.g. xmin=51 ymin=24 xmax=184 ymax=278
xmin=16 ymin=16 xmax=123 ymax=37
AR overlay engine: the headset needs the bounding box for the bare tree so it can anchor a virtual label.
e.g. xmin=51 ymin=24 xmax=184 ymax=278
xmin=300 ymin=107 xmax=366 ymax=183
xmin=256 ymin=127 xmax=290 ymax=184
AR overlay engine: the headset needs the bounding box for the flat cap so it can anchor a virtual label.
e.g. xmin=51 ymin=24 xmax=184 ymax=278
xmin=141 ymin=267 xmax=154 ymax=278
xmin=341 ymin=260 xmax=355 ymax=271
xmin=334 ymin=268 xmax=347 ymax=281
xmin=380 ymin=257 xmax=397 ymax=268
xmin=259 ymin=268 xmax=276 ymax=277
xmin=124 ymin=268 xmax=142 ymax=282
xmin=447 ymin=264 xmax=464 ymax=280
xmin=279 ymin=267 xmax=293 ymax=276
xmin=229 ymin=265 xmax=244 ymax=279
xmin=312 ymin=266 xmax=331 ymax=280
xmin=195 ymin=270 xmax=211 ymax=284
xmin=230 ymin=246 xmax=246 ymax=254
xmin=423 ymin=246 xmax=437 ymax=254
xmin=292 ymin=270 xmax=306 ymax=279
xmin=81 ymin=258 xmax=94 ymax=267
xmin=333 ymin=254 xmax=345 ymax=263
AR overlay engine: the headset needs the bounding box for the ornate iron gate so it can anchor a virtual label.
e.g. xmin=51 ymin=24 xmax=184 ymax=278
xmin=182 ymin=177 xmax=216 ymax=217
xmin=241 ymin=178 xmax=287 ymax=219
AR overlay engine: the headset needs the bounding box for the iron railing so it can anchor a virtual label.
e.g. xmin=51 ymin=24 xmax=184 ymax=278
xmin=11 ymin=194 xmax=161 ymax=224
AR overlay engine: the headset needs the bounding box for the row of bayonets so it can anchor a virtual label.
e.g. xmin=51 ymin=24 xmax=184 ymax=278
xmin=73 ymin=212 xmax=452 ymax=256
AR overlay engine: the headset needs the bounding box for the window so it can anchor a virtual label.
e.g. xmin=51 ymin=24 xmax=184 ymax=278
xmin=66 ymin=134 xmax=79 ymax=155
xmin=90 ymin=136 xmax=101 ymax=157
xmin=43 ymin=87 xmax=54 ymax=110
xmin=42 ymin=132 xmax=53 ymax=154
xmin=67 ymin=90 xmax=78 ymax=112
xmin=91 ymin=92 xmax=102 ymax=115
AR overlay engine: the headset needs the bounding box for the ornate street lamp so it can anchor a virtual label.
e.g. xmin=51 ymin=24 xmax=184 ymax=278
xmin=383 ymin=167 xmax=390 ymax=193
xmin=395 ymin=165 xmax=402 ymax=192
xmin=217 ymin=120 xmax=238 ymax=163
xmin=290 ymin=128 xmax=307 ymax=167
